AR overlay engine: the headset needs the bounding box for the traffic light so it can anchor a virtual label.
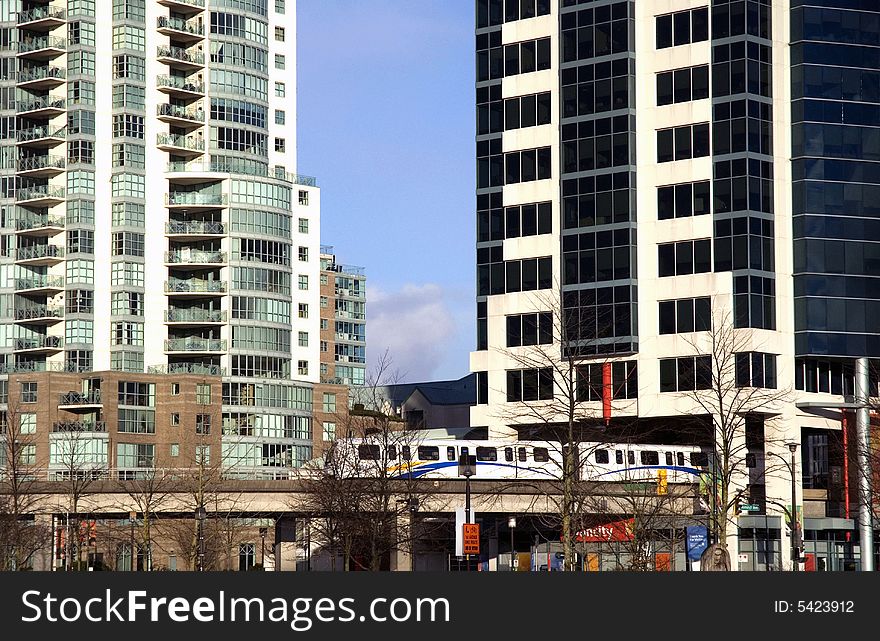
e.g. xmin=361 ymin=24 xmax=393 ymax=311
xmin=657 ymin=469 xmax=668 ymax=495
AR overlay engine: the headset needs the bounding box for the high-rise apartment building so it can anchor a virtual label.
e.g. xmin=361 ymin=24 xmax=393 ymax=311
xmin=1 ymin=0 xmax=320 ymax=477
xmin=471 ymin=1 xmax=880 ymax=568
xmin=319 ymin=245 xmax=366 ymax=388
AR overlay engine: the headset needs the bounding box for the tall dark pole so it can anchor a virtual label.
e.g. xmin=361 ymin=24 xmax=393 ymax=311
xmin=459 ymin=454 xmax=475 ymax=571
xmin=788 ymin=443 xmax=800 ymax=571
xmin=129 ymin=512 xmax=136 ymax=572
xmin=509 ymin=516 xmax=516 ymax=572
xmin=195 ymin=506 xmax=206 ymax=572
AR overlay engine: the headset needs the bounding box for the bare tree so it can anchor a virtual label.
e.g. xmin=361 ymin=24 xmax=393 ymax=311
xmin=114 ymin=468 xmax=178 ymax=571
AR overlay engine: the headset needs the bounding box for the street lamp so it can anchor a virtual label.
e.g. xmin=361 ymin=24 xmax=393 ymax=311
xmin=195 ymin=505 xmax=207 ymax=572
xmin=129 ymin=511 xmax=136 ymax=572
xmin=259 ymin=527 xmax=267 ymax=569
xmin=787 ymin=442 xmax=801 ymax=572
xmin=458 ymin=454 xmax=476 ymax=571
xmin=508 ymin=516 xmax=517 ymax=572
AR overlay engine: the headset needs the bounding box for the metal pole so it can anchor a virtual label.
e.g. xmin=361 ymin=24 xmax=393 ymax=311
xmin=465 ymin=475 xmax=471 ymax=571
xmin=856 ymin=357 xmax=874 ymax=571
xmin=790 ymin=447 xmax=799 ymax=572
xmin=130 ymin=518 xmax=135 ymax=572
xmin=511 ymin=524 xmax=515 ymax=572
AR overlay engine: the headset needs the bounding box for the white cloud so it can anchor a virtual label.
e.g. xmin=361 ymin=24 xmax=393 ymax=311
xmin=367 ymin=283 xmax=458 ymax=382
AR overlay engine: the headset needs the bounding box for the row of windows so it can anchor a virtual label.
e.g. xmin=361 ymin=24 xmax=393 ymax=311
xmin=659 ymin=356 xmax=712 ymax=392
xmin=712 ymin=0 xmax=772 ymax=41
xmin=229 ymin=208 xmax=293 ymax=239
xmin=214 ymin=127 xmax=267 ymax=156
xmin=713 ymin=42 xmax=772 ymax=98
xmin=230 ymin=180 xmax=291 ymax=210
xmin=210 ymin=41 xmax=268 ymax=73
xmin=112 ymin=202 xmax=145 ymax=227
xmin=506 ymin=312 xmax=552 ymax=348
xmin=231 ymin=296 xmax=290 ymax=324
xmin=506 ymin=368 xmax=553 ymax=402
xmin=577 ymin=361 xmax=638 ymax=401
xmin=112 ymin=54 xmax=145 ymax=81
xmin=232 ymin=325 xmax=291 ymax=352
xmin=659 ymin=297 xmax=711 ymax=335
xmin=210 ymin=69 xmax=268 ymax=102
xmin=111 ymin=291 xmax=144 ymax=316
xmin=229 ymin=355 xmax=290 ymax=379
xmin=713 ymin=99 xmax=773 ymax=157
xmin=112 ymin=114 xmax=144 ymax=139
xmin=118 ymin=381 xmax=154 ymax=407
xmin=504 ymin=92 xmax=551 ymax=131
xmin=476 ymin=0 xmax=550 ymax=28
xmin=111 ymin=321 xmax=143 ymax=346
xmin=111 ymin=262 xmax=144 ymax=287
xmin=504 ymin=147 xmax=552 ymax=184
xmin=477 ymin=255 xmax=552 ymax=297
xmin=658 ymin=181 xmax=710 ymax=221
xmin=657 ymin=123 xmax=710 ymax=163
xmin=211 ymin=98 xmax=267 ymax=128
xmin=112 ymin=84 xmax=145 ymax=110
xmin=562 ymin=171 xmax=631 ymax=229
xmin=561 ymin=59 xmax=631 ymax=118
xmin=656 ymin=7 xmax=709 ymax=49
xmin=561 ymin=4 xmax=630 ymax=62
xmin=476 ymin=36 xmax=551 ymax=82
xmin=561 ymin=116 xmax=633 ymax=174
xmin=735 ymin=352 xmax=777 ymax=389
xmin=357 ymin=443 xmax=551 ymax=464
xmin=233 ymin=238 xmax=290 ymax=265
xmin=562 ymin=229 xmax=633 ymax=285
xmin=222 ymin=382 xmax=311 ymax=410
xmin=657 ymin=65 xmax=709 ymax=106
xmin=209 ymin=11 xmax=268 ymax=44
xmin=658 ymin=240 xmax=712 ymax=278
xmin=232 ymin=267 xmax=290 ymax=295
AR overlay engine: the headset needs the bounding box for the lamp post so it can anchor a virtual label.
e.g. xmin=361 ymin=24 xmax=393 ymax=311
xmin=787 ymin=442 xmax=801 ymax=572
xmin=259 ymin=527 xmax=267 ymax=569
xmin=195 ymin=505 xmax=206 ymax=572
xmin=129 ymin=512 xmax=136 ymax=572
xmin=459 ymin=454 xmax=476 ymax=571
xmin=508 ymin=516 xmax=517 ymax=572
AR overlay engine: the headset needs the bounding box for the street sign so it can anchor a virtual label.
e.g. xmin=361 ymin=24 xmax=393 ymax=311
xmin=686 ymin=525 xmax=708 ymax=561
xmin=740 ymin=503 xmax=760 ymax=512
xmin=462 ymin=523 xmax=480 ymax=555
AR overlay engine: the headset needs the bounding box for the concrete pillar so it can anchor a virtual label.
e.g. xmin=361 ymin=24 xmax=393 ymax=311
xmin=390 ymin=512 xmax=412 ymax=571
xmin=856 ymin=357 xmax=874 ymax=571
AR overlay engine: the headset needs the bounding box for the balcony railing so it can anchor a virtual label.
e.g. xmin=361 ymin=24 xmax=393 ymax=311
xmin=166 ymin=192 xmax=225 ymax=206
xmin=165 ymin=338 xmax=227 ymax=352
xmin=157 ymin=45 xmax=204 ymax=65
xmin=157 ymin=132 xmax=205 ymax=151
xmin=18 ymin=6 xmax=66 ymax=24
xmin=17 ymin=36 xmax=67 ymax=54
xmin=165 ymin=220 xmax=224 ymax=235
xmin=14 ymin=305 xmax=63 ymax=321
xmin=165 ymin=160 xmax=317 ymax=186
xmin=165 ymin=250 xmax=225 ymax=264
xmin=16 ymin=244 xmax=64 ymax=261
xmin=165 ymin=279 xmax=227 ymax=293
xmin=156 ymin=103 xmax=204 ymax=122
xmin=157 ymin=15 xmax=204 ymax=35
xmin=16 ymin=214 xmax=64 ymax=231
xmin=17 ymin=95 xmax=66 ymax=113
xmin=15 ymin=336 xmax=62 ymax=350
xmin=160 ymin=0 xmax=205 ymax=8
xmin=165 ymin=308 xmax=226 ymax=323
xmin=148 ymin=362 xmax=224 ymax=376
xmin=59 ymin=390 xmax=102 ymax=405
xmin=156 ymin=74 xmax=204 ymax=93
xmin=17 ymin=65 xmax=66 ymax=84
xmin=52 ymin=420 xmax=106 ymax=433
xmin=15 ymin=185 xmax=65 ymax=202
xmin=15 ymin=275 xmax=64 ymax=291
xmin=16 ymin=125 xmax=66 ymax=143
xmin=0 ymin=361 xmax=71 ymax=374
xmin=17 ymin=154 xmax=65 ymax=173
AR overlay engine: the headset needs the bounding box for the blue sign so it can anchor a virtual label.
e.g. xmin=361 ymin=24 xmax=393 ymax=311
xmin=686 ymin=526 xmax=709 ymax=561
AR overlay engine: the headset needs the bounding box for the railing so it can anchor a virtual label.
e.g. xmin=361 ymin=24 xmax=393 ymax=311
xmin=15 ymin=275 xmax=64 ymax=290
xmin=165 ymin=280 xmax=227 ymax=293
xmin=18 ymin=65 xmax=66 ymax=84
xmin=165 ymin=160 xmax=317 ymax=186
xmin=16 ymin=185 xmax=65 ymax=202
xmin=14 ymin=305 xmax=63 ymax=320
xmin=17 ymin=96 xmax=66 ymax=113
xmin=335 ymin=286 xmax=366 ymax=298
xmin=165 ymin=338 xmax=227 ymax=352
xmin=18 ymin=6 xmax=66 ymax=24
xmin=157 ymin=45 xmax=204 ymax=65
xmin=16 ymin=125 xmax=66 ymax=142
xmin=165 ymin=250 xmax=225 ymax=264
xmin=165 ymin=220 xmax=224 ymax=235
xmin=166 ymin=192 xmax=225 ymax=206
xmin=156 ymin=103 xmax=204 ymax=122
xmin=17 ymin=154 xmax=65 ymax=172
xmin=157 ymin=132 xmax=205 ymax=151
xmin=0 ymin=361 xmax=75 ymax=374
xmin=334 ymin=355 xmax=366 ymax=364
xmin=16 ymin=244 xmax=64 ymax=261
xmin=335 ymin=333 xmax=366 ymax=343
xmin=52 ymin=420 xmax=106 ymax=433
xmin=328 ymin=263 xmax=366 ymax=276
xmin=156 ymin=74 xmax=204 ymax=93
xmin=148 ymin=363 xmax=224 ymax=376
xmin=15 ymin=336 xmax=62 ymax=350
xmin=59 ymin=390 xmax=102 ymax=405
xmin=162 ymin=0 xmax=205 ymax=7
xmin=17 ymin=36 xmax=67 ymax=53
xmin=165 ymin=309 xmax=226 ymax=323
xmin=16 ymin=215 xmax=64 ymax=231
xmin=157 ymin=15 xmax=204 ymax=35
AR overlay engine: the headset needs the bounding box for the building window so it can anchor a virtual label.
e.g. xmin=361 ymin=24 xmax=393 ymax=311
xmin=320 ymin=340 xmax=328 ymax=352
xmin=298 ymin=360 xmax=309 ymax=376
xmin=298 ymin=190 xmax=308 ymax=206
xmin=171 ymin=413 xmax=180 ymax=427
xmin=19 ymin=413 xmax=36 ymax=434
xmin=658 ymin=297 xmax=712 ymax=334
xmin=275 ymin=82 xmax=286 ymax=97
xmin=506 ymin=312 xmax=552 ymax=347
xmin=20 ymin=381 xmax=38 ymax=403
xmin=657 ymin=65 xmax=710 ymax=106
xmin=298 ymin=218 xmax=308 ymax=233
xmin=170 ymin=443 xmax=179 ymax=457
xmin=322 ymin=422 xmax=336 ymax=441
xmin=196 ymin=445 xmax=210 ymax=465
xmin=274 ymin=26 xmax=285 ymax=41
xmin=298 ymin=331 xmax=309 ymax=347
xmin=658 ymin=240 xmax=712 ymax=277
xmin=275 ymin=109 xmax=286 ymax=125
xmin=656 ymin=7 xmax=709 ymax=49
xmin=298 ymin=246 xmax=309 ymax=262
xmin=320 ymin=319 xmax=329 ymax=330
xmin=239 ymin=543 xmax=255 ymax=571
xmin=171 ymin=383 xmax=180 ymax=396
xmin=657 ymin=123 xmax=710 ymax=163
xmin=196 ymin=384 xmax=211 ymax=405
xmin=298 ymin=304 xmax=308 ymax=318
xmin=506 ymin=368 xmax=553 ymax=402
xmin=298 ymin=275 xmax=309 ymax=290
xmin=196 ymin=414 xmax=211 ymax=435
xmin=323 ymin=393 xmax=336 ymax=413
xmin=320 ymin=296 xmax=328 ymax=308
xmin=320 ymin=363 xmax=328 ymax=376
xmin=735 ymin=353 xmax=777 ymax=389
xmin=275 ymin=53 xmax=286 ymax=69
xmin=275 ymin=138 xmax=286 ymax=153
xmin=659 ymin=356 xmax=712 ymax=392
xmin=658 ymin=181 xmax=711 ymax=220
xmin=275 ymin=0 xmax=285 ymax=13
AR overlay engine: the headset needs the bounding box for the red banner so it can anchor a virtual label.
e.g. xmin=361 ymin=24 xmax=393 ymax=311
xmin=573 ymin=519 xmax=634 ymax=543
xmin=602 ymin=362 xmax=612 ymax=425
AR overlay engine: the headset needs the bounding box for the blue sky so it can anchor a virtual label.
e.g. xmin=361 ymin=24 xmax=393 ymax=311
xmin=297 ymin=1 xmax=475 ymax=383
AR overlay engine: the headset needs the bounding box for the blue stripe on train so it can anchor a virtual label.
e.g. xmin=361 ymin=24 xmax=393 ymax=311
xmin=391 ymin=461 xmax=703 ymax=480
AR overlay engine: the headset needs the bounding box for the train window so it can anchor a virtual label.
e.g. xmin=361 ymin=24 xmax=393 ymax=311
xmin=387 ymin=445 xmax=397 ymax=461
xmin=677 ymin=452 xmax=685 ymax=466
xmin=447 ymin=446 xmax=456 ymax=461
xmin=665 ymin=452 xmax=673 ymax=466
xmin=690 ymin=452 xmax=709 ymax=466
xmin=627 ymin=451 xmax=635 ymax=465
xmin=402 ymin=446 xmax=411 ymax=460
xmin=534 ymin=447 xmax=549 ymax=462
xmin=477 ymin=446 xmax=498 ymax=461
xmin=504 ymin=447 xmax=513 ymax=462
xmin=418 ymin=446 xmax=440 ymax=461
xmin=461 ymin=447 xmax=469 ymax=458
xmin=518 ymin=447 xmax=527 ymax=462
xmin=358 ymin=444 xmax=380 ymax=460
xmin=595 ymin=449 xmax=609 ymax=464
xmin=641 ymin=451 xmax=659 ymax=465
xmin=615 ymin=450 xmax=623 ymax=464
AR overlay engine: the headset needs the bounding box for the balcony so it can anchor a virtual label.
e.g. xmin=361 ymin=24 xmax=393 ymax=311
xmin=157 ymin=45 xmax=204 ymax=70
xmin=164 ymin=338 xmax=226 ymax=353
xmin=165 ymin=308 xmax=226 ymax=324
xmin=165 ymin=220 xmax=225 ymax=238
xmin=148 ymin=362 xmax=224 ymax=376
xmin=16 ymin=124 xmax=66 ymax=148
xmin=15 ymin=185 xmax=65 ymax=207
xmin=156 ymin=74 xmax=204 ymax=98
xmin=15 ymin=335 xmax=63 ymax=354
xmin=156 ymin=103 xmax=204 ymax=128
xmin=165 ymin=279 xmax=227 ymax=296
xmin=165 ymin=192 xmax=226 ymax=210
xmin=15 ymin=214 xmax=64 ymax=237
xmin=15 ymin=275 xmax=64 ymax=295
xmin=17 ymin=36 xmax=66 ymax=60
xmin=17 ymin=6 xmax=66 ymax=30
xmin=15 ymin=243 xmax=64 ymax=266
xmin=17 ymin=65 xmax=66 ymax=90
xmin=52 ymin=420 xmax=106 ymax=433
xmin=158 ymin=0 xmax=205 ymax=14
xmin=58 ymin=390 xmax=102 ymax=411
xmin=156 ymin=15 xmax=204 ymax=43
xmin=16 ymin=154 xmax=65 ymax=178
xmin=156 ymin=132 xmax=205 ymax=158
xmin=165 ymin=249 xmax=225 ymax=266
xmin=13 ymin=305 xmax=64 ymax=325
xmin=17 ymin=95 xmax=66 ymax=118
